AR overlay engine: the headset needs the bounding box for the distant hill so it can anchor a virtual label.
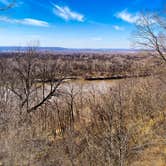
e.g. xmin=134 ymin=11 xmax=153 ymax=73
xmin=0 ymin=46 xmax=143 ymax=53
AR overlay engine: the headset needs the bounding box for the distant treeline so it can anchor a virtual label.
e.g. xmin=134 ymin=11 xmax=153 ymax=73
xmin=0 ymin=51 xmax=162 ymax=80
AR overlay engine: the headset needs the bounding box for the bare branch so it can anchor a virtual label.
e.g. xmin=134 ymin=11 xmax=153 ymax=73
xmin=133 ymin=13 xmax=166 ymax=62
xmin=0 ymin=0 xmax=16 ymax=11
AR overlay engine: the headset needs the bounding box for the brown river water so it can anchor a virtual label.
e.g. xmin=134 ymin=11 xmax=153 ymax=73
xmin=59 ymin=79 xmax=121 ymax=94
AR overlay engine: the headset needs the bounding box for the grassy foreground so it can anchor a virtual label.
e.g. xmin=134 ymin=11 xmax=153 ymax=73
xmin=0 ymin=51 xmax=166 ymax=166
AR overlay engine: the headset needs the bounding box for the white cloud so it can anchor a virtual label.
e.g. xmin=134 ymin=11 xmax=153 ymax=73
xmin=116 ymin=10 xmax=156 ymax=26
xmin=91 ymin=37 xmax=102 ymax=41
xmin=0 ymin=16 xmax=49 ymax=27
xmin=53 ymin=4 xmax=84 ymax=22
xmin=113 ymin=25 xmax=124 ymax=31
xmin=116 ymin=10 xmax=139 ymax=24
xmin=22 ymin=18 xmax=49 ymax=27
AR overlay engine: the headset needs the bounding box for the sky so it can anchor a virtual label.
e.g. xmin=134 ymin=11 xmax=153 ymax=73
xmin=0 ymin=0 xmax=164 ymax=48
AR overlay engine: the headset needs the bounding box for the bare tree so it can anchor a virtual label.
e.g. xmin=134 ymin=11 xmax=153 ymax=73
xmin=133 ymin=13 xmax=166 ymax=62
xmin=6 ymin=47 xmax=66 ymax=114
xmin=0 ymin=0 xmax=16 ymax=11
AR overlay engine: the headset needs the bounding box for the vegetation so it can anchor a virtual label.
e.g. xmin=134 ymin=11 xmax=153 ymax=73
xmin=0 ymin=0 xmax=166 ymax=165
xmin=0 ymin=47 xmax=165 ymax=165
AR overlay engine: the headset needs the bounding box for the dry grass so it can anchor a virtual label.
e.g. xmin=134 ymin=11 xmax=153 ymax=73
xmin=0 ymin=52 xmax=166 ymax=165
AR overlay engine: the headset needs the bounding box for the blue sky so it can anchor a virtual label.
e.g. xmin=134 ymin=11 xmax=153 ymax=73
xmin=0 ymin=0 xmax=164 ymax=48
